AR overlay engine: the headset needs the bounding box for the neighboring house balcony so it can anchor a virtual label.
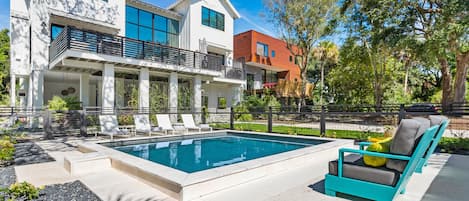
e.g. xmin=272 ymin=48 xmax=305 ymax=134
xmin=49 ymin=26 xmax=244 ymax=80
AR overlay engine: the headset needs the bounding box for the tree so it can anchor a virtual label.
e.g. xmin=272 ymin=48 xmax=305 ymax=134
xmin=0 ymin=29 xmax=10 ymax=104
xmin=313 ymin=41 xmax=338 ymax=104
xmin=265 ymin=0 xmax=338 ymax=106
xmin=341 ymin=0 xmax=469 ymax=109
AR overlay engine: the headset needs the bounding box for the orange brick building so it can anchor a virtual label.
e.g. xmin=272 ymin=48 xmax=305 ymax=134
xmin=234 ymin=30 xmax=301 ymax=91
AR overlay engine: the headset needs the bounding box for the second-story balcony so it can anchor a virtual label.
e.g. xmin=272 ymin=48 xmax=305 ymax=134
xmin=49 ymin=26 xmax=244 ymax=80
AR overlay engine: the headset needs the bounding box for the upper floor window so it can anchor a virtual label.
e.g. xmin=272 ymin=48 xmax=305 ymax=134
xmin=202 ymin=7 xmax=225 ymax=31
xmin=271 ymin=50 xmax=276 ymax=57
xmin=51 ymin=24 xmax=64 ymax=40
xmin=125 ymin=5 xmax=179 ymax=47
xmin=256 ymin=42 xmax=269 ymax=57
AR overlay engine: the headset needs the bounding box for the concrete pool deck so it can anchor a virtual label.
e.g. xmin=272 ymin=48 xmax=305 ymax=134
xmin=13 ymin=135 xmax=468 ymax=201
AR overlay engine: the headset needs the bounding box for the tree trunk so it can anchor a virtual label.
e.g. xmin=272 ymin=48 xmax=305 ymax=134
xmin=404 ymin=63 xmax=409 ymax=94
xmin=453 ymin=53 xmax=469 ymax=103
xmin=439 ymin=57 xmax=453 ymax=111
xmin=300 ymin=68 xmax=308 ymax=108
xmin=320 ymin=61 xmax=325 ymax=105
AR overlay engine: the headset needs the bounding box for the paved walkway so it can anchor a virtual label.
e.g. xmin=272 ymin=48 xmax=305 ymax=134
xmin=13 ymin=136 xmax=469 ymax=201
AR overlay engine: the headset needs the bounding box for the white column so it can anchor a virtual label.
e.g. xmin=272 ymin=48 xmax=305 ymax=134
xmin=102 ymin=64 xmax=115 ymax=113
xmin=193 ymin=75 xmax=202 ymax=123
xmin=80 ymin=73 xmax=90 ymax=107
xmin=10 ymin=74 xmax=16 ymax=107
xmin=19 ymin=77 xmax=26 ymax=108
xmin=139 ymin=68 xmax=150 ymax=113
xmin=31 ymin=70 xmax=44 ymax=109
xmin=232 ymin=85 xmax=241 ymax=106
xmin=168 ymin=72 xmax=178 ymax=121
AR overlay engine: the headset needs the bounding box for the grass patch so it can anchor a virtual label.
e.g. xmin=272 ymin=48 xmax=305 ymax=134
xmin=212 ymin=123 xmax=469 ymax=155
xmin=211 ymin=123 xmax=383 ymax=141
xmin=438 ymin=137 xmax=469 ymax=154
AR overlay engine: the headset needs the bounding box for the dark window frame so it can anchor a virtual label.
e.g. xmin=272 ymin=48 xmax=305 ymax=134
xmin=201 ymin=6 xmax=225 ymax=31
xmin=50 ymin=24 xmax=65 ymax=41
xmin=256 ymin=42 xmax=269 ymax=57
xmin=125 ymin=5 xmax=179 ymax=47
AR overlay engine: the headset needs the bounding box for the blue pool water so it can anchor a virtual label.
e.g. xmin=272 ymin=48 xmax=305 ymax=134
xmin=113 ymin=133 xmax=325 ymax=173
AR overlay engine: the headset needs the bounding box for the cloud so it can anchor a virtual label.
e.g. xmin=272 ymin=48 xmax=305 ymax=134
xmin=237 ymin=10 xmax=276 ymax=36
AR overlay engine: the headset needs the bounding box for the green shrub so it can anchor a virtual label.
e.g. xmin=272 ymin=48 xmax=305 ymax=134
xmin=47 ymin=96 xmax=68 ymax=111
xmin=218 ymin=97 xmax=227 ymax=109
xmin=47 ymin=96 xmax=81 ymax=111
xmin=62 ymin=96 xmax=81 ymax=110
xmin=438 ymin=137 xmax=469 ymax=153
xmin=6 ymin=182 xmax=42 ymax=200
xmin=118 ymin=114 xmax=134 ymax=125
xmin=0 ymin=139 xmax=15 ymax=162
xmin=233 ymin=102 xmax=253 ymax=121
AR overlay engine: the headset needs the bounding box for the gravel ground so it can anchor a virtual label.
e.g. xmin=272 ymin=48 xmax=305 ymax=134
xmin=0 ymin=166 xmax=16 ymax=188
xmin=35 ymin=181 xmax=101 ymax=201
xmin=1 ymin=143 xmax=101 ymax=201
xmin=14 ymin=142 xmax=55 ymax=166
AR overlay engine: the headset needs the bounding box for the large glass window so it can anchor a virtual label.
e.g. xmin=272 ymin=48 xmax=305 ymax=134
xmin=201 ymin=7 xmax=224 ymax=31
xmin=125 ymin=5 xmax=179 ymax=47
xmin=51 ymin=24 xmax=64 ymax=40
xmin=256 ymin=42 xmax=269 ymax=57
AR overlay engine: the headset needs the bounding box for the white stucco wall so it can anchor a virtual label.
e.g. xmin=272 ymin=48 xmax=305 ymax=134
xmin=43 ymin=81 xmax=80 ymax=104
xmin=173 ymin=0 xmax=236 ymax=52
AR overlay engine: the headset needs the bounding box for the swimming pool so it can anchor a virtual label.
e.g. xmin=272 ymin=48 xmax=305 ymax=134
xmin=112 ymin=133 xmax=326 ymax=173
xmin=79 ymin=131 xmax=353 ymax=201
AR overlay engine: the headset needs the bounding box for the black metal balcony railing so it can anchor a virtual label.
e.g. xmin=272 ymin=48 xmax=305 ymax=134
xmin=49 ymin=26 xmax=243 ymax=77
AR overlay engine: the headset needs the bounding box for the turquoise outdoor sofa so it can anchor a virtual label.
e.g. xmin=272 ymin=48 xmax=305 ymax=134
xmin=415 ymin=116 xmax=449 ymax=173
xmin=325 ymin=118 xmax=439 ymax=201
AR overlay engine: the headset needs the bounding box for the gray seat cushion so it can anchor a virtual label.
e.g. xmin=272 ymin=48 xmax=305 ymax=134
xmin=329 ymin=154 xmax=400 ymax=186
xmin=429 ymin=115 xmax=448 ymax=127
xmin=412 ymin=117 xmax=431 ymax=139
xmin=386 ymin=119 xmax=422 ymax=172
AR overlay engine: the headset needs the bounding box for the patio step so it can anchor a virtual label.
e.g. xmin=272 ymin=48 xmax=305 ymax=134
xmin=64 ymin=152 xmax=111 ymax=176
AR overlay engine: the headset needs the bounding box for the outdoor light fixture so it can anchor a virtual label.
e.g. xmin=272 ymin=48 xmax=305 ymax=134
xmin=206 ymin=80 xmax=210 ymax=84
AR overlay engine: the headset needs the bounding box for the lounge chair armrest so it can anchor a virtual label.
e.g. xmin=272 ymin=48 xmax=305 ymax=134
xmin=337 ymin=148 xmax=411 ymax=178
xmin=359 ymin=142 xmax=373 ymax=150
xmin=339 ymin=148 xmax=411 ymax=161
xmin=199 ymin=124 xmax=211 ymax=128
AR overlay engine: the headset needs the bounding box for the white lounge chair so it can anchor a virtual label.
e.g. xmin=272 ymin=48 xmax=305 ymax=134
xmin=156 ymin=114 xmax=186 ymax=135
xmin=133 ymin=114 xmax=160 ymax=136
xmin=181 ymin=114 xmax=213 ymax=132
xmin=99 ymin=115 xmax=129 ymax=140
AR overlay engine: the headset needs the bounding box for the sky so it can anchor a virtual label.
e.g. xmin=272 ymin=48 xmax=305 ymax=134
xmin=0 ymin=0 xmax=276 ymax=36
xmin=0 ymin=0 xmax=343 ymax=43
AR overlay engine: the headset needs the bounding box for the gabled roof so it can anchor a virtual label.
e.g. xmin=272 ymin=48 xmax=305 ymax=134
xmin=168 ymin=0 xmax=241 ymax=19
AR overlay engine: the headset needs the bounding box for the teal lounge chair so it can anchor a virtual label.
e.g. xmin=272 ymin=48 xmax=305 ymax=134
xmin=325 ymin=119 xmax=439 ymax=201
xmin=415 ymin=116 xmax=449 ymax=173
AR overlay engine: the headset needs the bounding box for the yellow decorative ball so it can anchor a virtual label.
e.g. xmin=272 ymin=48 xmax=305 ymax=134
xmin=363 ymin=137 xmax=392 ymax=167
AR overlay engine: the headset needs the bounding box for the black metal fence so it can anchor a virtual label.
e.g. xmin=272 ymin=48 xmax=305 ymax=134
xmin=49 ymin=26 xmax=245 ymax=80
xmin=1 ymin=103 xmax=468 ymax=139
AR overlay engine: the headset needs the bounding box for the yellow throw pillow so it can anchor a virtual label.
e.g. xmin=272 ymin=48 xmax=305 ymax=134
xmin=363 ymin=137 xmax=392 ymax=167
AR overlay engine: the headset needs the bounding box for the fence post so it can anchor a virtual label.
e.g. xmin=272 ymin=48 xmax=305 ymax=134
xmin=43 ymin=110 xmax=53 ymax=139
xmin=230 ymin=107 xmax=234 ymax=130
xmin=80 ymin=109 xmax=87 ymax=137
xmin=268 ymin=106 xmax=273 ymax=133
xmin=398 ymin=104 xmax=405 ymax=123
xmin=320 ymin=105 xmax=326 ymax=136
xmin=449 ymin=103 xmax=453 ymax=115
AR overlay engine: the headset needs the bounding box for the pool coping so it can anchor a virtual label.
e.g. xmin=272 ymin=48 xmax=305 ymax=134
xmin=78 ymin=130 xmax=354 ymax=201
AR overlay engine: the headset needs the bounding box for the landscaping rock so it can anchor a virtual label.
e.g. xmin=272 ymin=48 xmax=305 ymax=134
xmin=14 ymin=143 xmax=55 ymax=166
xmin=0 ymin=166 xmax=16 ymax=188
xmin=36 ymin=181 xmax=101 ymax=201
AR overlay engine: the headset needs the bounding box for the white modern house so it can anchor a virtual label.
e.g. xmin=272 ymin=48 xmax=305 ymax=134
xmin=9 ymin=0 xmax=244 ymax=116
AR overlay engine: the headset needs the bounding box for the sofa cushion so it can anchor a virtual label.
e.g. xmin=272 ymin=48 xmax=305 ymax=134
xmin=412 ymin=117 xmax=431 ymax=137
xmin=329 ymin=155 xmax=400 ymax=186
xmin=386 ymin=119 xmax=421 ymax=172
xmin=429 ymin=115 xmax=448 ymax=127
